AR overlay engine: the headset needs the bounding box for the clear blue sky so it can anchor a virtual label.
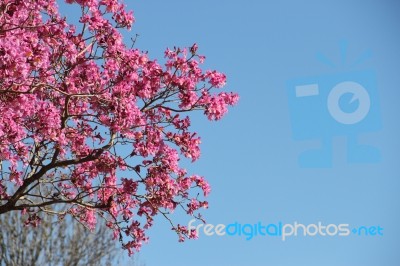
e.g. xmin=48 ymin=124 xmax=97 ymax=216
xmin=61 ymin=1 xmax=400 ymax=265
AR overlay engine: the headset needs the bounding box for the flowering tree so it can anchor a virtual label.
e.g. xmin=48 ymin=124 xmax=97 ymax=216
xmin=0 ymin=0 xmax=238 ymax=254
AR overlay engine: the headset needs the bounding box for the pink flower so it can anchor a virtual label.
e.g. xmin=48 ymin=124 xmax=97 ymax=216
xmin=206 ymin=70 xmax=227 ymax=88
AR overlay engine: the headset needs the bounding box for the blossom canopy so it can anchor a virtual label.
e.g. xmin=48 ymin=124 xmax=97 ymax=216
xmin=0 ymin=0 xmax=239 ymax=254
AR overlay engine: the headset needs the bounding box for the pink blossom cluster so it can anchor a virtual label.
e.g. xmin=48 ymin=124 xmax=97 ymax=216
xmin=0 ymin=0 xmax=238 ymax=254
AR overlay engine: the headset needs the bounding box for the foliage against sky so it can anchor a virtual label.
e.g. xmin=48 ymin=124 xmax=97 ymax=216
xmin=0 ymin=0 xmax=238 ymax=255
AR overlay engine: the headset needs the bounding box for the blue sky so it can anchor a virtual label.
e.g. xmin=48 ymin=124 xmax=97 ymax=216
xmin=60 ymin=1 xmax=400 ymax=265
